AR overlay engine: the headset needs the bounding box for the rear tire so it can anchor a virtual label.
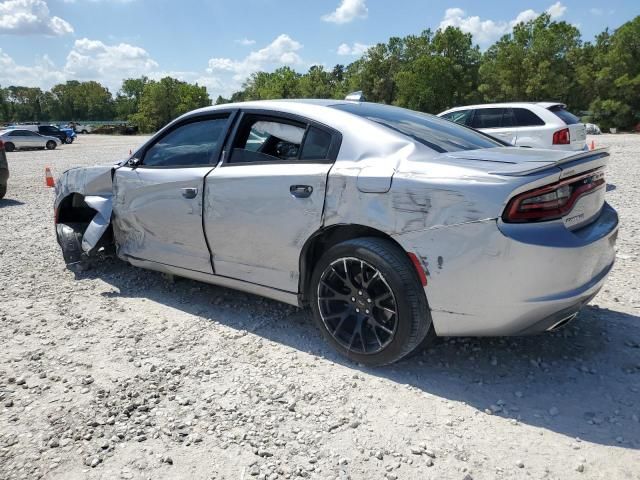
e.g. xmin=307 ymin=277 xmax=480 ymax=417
xmin=4 ymin=142 xmax=15 ymax=152
xmin=46 ymin=141 xmax=56 ymax=150
xmin=310 ymin=237 xmax=432 ymax=366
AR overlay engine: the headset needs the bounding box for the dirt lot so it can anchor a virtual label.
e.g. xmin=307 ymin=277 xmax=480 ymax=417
xmin=0 ymin=134 xmax=639 ymax=480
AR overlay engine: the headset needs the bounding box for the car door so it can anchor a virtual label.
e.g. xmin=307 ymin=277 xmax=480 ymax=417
xmin=471 ymin=108 xmax=517 ymax=144
xmin=204 ymin=111 xmax=340 ymax=292
xmin=112 ymin=112 xmax=234 ymax=273
xmin=9 ymin=130 xmax=39 ymax=148
xmin=510 ymin=107 xmax=548 ymax=148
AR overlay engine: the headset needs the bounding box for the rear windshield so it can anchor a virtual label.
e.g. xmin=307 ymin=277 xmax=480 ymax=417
xmin=548 ymin=105 xmax=581 ymax=125
xmin=331 ymin=103 xmax=503 ymax=153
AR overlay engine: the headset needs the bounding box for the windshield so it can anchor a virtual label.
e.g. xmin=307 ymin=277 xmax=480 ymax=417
xmin=331 ymin=103 xmax=504 ymax=153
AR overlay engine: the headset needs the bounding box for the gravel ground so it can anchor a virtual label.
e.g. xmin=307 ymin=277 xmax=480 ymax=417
xmin=0 ymin=134 xmax=639 ymax=480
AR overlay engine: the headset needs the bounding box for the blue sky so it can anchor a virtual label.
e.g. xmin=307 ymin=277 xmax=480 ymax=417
xmin=0 ymin=0 xmax=638 ymax=99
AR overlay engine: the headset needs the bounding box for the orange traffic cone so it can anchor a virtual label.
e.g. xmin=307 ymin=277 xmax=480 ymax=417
xmin=45 ymin=167 xmax=55 ymax=188
xmin=590 ymin=140 xmax=595 ymax=150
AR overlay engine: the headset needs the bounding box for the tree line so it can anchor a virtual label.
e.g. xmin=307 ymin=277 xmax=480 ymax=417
xmin=1 ymin=13 xmax=638 ymax=132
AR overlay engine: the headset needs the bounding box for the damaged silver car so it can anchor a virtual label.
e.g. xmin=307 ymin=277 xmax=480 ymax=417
xmin=54 ymin=100 xmax=618 ymax=366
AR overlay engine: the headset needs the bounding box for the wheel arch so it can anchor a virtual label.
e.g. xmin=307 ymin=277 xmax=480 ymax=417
xmin=298 ymin=223 xmax=417 ymax=303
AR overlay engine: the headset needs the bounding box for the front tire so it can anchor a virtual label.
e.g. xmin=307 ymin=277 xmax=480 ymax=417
xmin=46 ymin=141 xmax=57 ymax=150
xmin=310 ymin=237 xmax=432 ymax=366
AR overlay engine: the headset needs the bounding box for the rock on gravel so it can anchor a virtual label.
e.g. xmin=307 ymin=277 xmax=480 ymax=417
xmin=1 ymin=134 xmax=640 ymax=479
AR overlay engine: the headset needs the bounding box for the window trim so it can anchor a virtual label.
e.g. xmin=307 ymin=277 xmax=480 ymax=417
xmin=135 ymin=111 xmax=237 ymax=170
xmin=221 ymin=109 xmax=342 ymax=167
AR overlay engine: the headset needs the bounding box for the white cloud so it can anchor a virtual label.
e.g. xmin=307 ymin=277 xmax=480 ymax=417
xmin=439 ymin=2 xmax=567 ymax=46
xmin=64 ymin=38 xmax=159 ymax=86
xmin=336 ymin=42 xmax=370 ymax=56
xmin=0 ymin=48 xmax=65 ymax=87
xmin=322 ymin=0 xmax=367 ymax=24
xmin=207 ymin=34 xmax=303 ymax=80
xmin=0 ymin=0 xmax=73 ymax=36
xmin=235 ymin=38 xmax=256 ymax=46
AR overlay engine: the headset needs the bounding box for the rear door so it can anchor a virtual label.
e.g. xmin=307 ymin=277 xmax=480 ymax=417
xmin=112 ymin=113 xmax=234 ymax=273
xmin=510 ymin=107 xmax=548 ymax=148
xmin=204 ymin=110 xmax=341 ymax=292
xmin=470 ymin=108 xmax=517 ymax=144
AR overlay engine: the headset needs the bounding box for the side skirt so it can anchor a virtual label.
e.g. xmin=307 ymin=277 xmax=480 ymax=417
xmin=124 ymin=256 xmax=302 ymax=307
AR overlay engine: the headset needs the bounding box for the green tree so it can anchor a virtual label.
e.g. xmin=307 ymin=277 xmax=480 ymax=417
xmin=115 ymin=77 xmax=149 ymax=119
xmin=131 ymin=77 xmax=211 ymax=132
xmin=479 ymin=14 xmax=581 ymax=104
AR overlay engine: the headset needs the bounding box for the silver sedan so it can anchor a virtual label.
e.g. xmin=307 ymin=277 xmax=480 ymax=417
xmin=0 ymin=129 xmax=61 ymax=151
xmin=53 ymin=100 xmax=618 ymax=366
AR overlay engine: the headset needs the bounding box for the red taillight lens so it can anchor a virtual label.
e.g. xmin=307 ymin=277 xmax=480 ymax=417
xmin=0 ymin=140 xmax=4 ymax=150
xmin=552 ymin=128 xmax=570 ymax=145
xmin=503 ymin=170 xmax=605 ymax=222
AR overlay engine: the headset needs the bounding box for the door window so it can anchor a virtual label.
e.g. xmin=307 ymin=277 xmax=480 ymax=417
xmin=142 ymin=117 xmax=229 ymax=167
xmin=443 ymin=110 xmax=473 ymax=126
xmin=501 ymin=108 xmax=517 ymax=128
xmin=300 ymin=126 xmax=332 ymax=160
xmin=230 ymin=116 xmax=307 ymax=163
xmin=471 ymin=108 xmax=505 ymax=129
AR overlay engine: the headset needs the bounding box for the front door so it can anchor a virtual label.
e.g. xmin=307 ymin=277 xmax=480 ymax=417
xmin=204 ymin=112 xmax=340 ymax=292
xmin=112 ymin=114 xmax=232 ymax=273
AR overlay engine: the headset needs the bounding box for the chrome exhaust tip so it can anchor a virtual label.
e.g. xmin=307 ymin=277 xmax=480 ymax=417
xmin=547 ymin=313 xmax=578 ymax=332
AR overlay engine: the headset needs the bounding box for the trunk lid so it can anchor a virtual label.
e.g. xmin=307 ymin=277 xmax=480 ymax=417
xmin=443 ymin=146 xmax=609 ymax=230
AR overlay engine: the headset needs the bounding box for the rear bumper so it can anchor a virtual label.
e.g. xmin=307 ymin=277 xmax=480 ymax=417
xmin=394 ymin=203 xmax=618 ymax=336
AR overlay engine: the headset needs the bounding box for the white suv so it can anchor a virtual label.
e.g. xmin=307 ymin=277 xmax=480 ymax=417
xmin=438 ymin=102 xmax=587 ymax=151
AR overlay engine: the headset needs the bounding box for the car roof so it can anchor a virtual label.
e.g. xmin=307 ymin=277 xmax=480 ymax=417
xmin=440 ymin=102 xmax=566 ymax=114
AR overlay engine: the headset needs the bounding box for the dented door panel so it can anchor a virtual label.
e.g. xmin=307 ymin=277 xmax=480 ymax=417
xmin=204 ymin=163 xmax=331 ymax=292
xmin=112 ymin=166 xmax=215 ymax=273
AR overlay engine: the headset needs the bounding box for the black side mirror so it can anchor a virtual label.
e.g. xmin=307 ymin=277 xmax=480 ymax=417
xmin=127 ymin=157 xmax=142 ymax=168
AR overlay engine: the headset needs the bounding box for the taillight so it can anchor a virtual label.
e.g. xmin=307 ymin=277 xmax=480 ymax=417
xmin=0 ymin=140 xmax=4 ymax=150
xmin=503 ymin=169 xmax=605 ymax=223
xmin=552 ymin=128 xmax=570 ymax=145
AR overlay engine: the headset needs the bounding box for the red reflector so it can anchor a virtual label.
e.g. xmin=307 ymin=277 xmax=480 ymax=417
xmin=552 ymin=128 xmax=570 ymax=145
xmin=408 ymin=252 xmax=428 ymax=286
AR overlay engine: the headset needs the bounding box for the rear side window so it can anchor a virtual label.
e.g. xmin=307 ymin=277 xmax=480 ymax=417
xmin=332 ymin=103 xmax=503 ymax=153
xmin=513 ymin=108 xmax=545 ymax=127
xmin=471 ymin=108 xmax=504 ymax=129
xmin=548 ymin=105 xmax=580 ymax=125
xmin=143 ymin=117 xmax=229 ymax=167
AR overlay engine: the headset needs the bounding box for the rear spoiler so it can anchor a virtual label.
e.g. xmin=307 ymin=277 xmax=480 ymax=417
xmin=492 ymin=147 xmax=609 ymax=177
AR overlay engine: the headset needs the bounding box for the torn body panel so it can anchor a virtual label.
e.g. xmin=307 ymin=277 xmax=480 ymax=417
xmin=54 ymin=165 xmax=116 ymax=254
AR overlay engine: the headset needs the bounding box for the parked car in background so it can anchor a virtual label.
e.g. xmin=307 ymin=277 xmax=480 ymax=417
xmin=53 ymin=100 xmax=617 ymax=366
xmin=56 ymin=125 xmax=77 ymax=143
xmin=585 ymin=123 xmax=602 ymax=135
xmin=438 ymin=103 xmax=587 ymax=151
xmin=0 ymin=129 xmax=61 ymax=151
xmin=0 ymin=137 xmax=8 ymax=199
xmin=9 ymin=124 xmax=74 ymax=144
xmin=74 ymin=124 xmax=94 ymax=134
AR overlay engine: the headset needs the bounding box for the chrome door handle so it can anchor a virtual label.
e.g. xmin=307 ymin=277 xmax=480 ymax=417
xmin=181 ymin=187 xmax=198 ymax=199
xmin=290 ymin=185 xmax=313 ymax=198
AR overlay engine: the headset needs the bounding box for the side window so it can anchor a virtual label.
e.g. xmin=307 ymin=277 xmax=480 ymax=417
xmin=501 ymin=108 xmax=517 ymax=128
xmin=471 ymin=108 xmax=504 ymax=129
xmin=143 ymin=117 xmax=228 ymax=167
xmin=513 ymin=108 xmax=545 ymax=127
xmin=448 ymin=110 xmax=473 ymax=126
xmin=300 ymin=126 xmax=332 ymax=160
xmin=230 ymin=116 xmax=306 ymax=163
